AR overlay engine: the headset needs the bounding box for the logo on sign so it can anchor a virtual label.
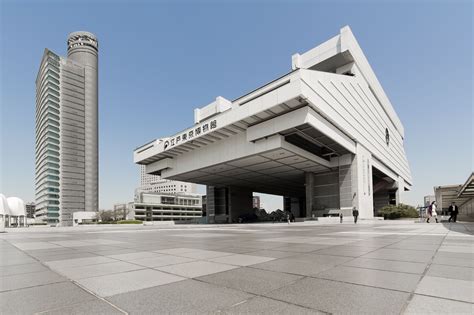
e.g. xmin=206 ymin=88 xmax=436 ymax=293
xmin=164 ymin=119 xmax=217 ymax=151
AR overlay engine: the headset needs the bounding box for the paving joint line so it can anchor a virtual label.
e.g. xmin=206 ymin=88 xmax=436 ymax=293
xmin=3 ymin=238 xmax=129 ymax=315
xmin=398 ymin=225 xmax=451 ymax=314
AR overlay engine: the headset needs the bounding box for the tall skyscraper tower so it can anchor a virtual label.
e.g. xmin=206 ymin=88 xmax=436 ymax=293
xmin=35 ymin=32 xmax=99 ymax=226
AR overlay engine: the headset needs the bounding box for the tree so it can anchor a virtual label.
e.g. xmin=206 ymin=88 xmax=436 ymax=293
xmin=97 ymin=209 xmax=114 ymax=222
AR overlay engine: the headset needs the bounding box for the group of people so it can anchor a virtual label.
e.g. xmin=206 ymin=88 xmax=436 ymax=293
xmin=339 ymin=207 xmax=359 ymax=224
xmin=426 ymin=201 xmax=459 ymax=223
xmin=284 ymin=202 xmax=459 ymax=224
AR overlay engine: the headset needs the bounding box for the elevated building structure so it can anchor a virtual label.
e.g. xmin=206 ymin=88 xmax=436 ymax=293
xmin=134 ymin=26 xmax=412 ymax=223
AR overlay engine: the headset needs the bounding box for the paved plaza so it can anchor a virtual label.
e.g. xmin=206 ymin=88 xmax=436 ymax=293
xmin=1 ymin=221 xmax=473 ymax=314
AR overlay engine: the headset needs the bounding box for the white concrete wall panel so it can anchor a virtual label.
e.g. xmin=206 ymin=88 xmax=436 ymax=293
xmin=300 ymin=70 xmax=411 ymax=186
xmin=0 ymin=194 xmax=10 ymax=215
xmin=7 ymin=197 xmax=26 ymax=217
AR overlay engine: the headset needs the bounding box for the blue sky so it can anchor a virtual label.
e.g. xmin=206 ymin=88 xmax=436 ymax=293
xmin=1 ymin=0 xmax=472 ymax=211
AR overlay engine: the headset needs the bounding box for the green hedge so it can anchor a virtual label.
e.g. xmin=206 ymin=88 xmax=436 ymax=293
xmin=117 ymin=220 xmax=142 ymax=224
xmin=378 ymin=204 xmax=419 ymax=220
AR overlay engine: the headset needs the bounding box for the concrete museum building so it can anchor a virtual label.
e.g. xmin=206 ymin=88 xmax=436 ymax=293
xmin=134 ymin=26 xmax=412 ymax=223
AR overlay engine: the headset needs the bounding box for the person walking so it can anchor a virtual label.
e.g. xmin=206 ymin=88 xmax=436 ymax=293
xmin=448 ymin=202 xmax=459 ymax=223
xmin=427 ymin=201 xmax=438 ymax=223
xmin=339 ymin=212 xmax=343 ymax=223
xmin=287 ymin=213 xmax=290 ymax=224
xmin=352 ymin=207 xmax=359 ymax=224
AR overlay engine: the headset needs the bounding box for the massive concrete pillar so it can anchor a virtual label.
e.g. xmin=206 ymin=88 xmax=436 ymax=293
xmin=306 ymin=170 xmax=340 ymax=217
xmin=338 ymin=154 xmax=355 ymax=214
xmin=353 ymin=144 xmax=374 ymax=218
xmin=206 ymin=186 xmax=228 ymax=223
xmin=305 ymin=172 xmax=315 ymax=217
xmin=67 ymin=32 xmax=99 ymax=212
xmin=206 ymin=186 xmax=253 ymax=223
xmin=227 ymin=186 xmax=253 ymax=223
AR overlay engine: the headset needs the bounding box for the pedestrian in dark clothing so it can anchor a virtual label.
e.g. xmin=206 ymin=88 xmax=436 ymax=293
xmin=352 ymin=207 xmax=359 ymax=224
xmin=339 ymin=213 xmax=343 ymax=223
xmin=448 ymin=202 xmax=459 ymax=223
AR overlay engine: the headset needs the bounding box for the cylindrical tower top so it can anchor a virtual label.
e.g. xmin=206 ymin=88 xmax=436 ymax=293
xmin=67 ymin=31 xmax=98 ymax=53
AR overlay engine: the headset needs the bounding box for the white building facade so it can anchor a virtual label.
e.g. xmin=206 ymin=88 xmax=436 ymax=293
xmin=138 ymin=165 xmax=196 ymax=194
xmin=134 ymin=26 xmax=412 ymax=223
xmin=131 ymin=192 xmax=202 ymax=222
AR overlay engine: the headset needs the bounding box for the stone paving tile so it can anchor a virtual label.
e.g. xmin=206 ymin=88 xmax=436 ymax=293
xmin=197 ymin=267 xmax=302 ymax=295
xmin=251 ymin=256 xmax=344 ymax=277
xmin=230 ymin=241 xmax=287 ymax=250
xmin=386 ymin=242 xmax=441 ymax=251
xmin=342 ymin=257 xmax=427 ymax=274
xmin=415 ymin=276 xmax=474 ymax=303
xmin=25 ymin=247 xmax=79 ymax=256
xmin=0 ymin=254 xmax=38 ymax=266
xmin=427 ymin=264 xmax=474 ymax=281
xmin=153 ymin=247 xmax=198 ymax=255
xmin=264 ymin=277 xmax=410 ymax=315
xmin=45 ymin=255 xmax=116 ymax=269
xmin=11 ymin=241 xmax=61 ymax=251
xmin=438 ymin=244 xmax=474 ymax=254
xmin=53 ymin=261 xmax=145 ymax=280
xmin=313 ymin=245 xmax=378 ymax=257
xmin=39 ymin=298 xmax=124 ymax=315
xmin=129 ymin=254 xmax=196 ymax=268
xmin=362 ymin=248 xmax=435 ymax=263
xmin=0 ymin=262 xmax=48 ymax=277
xmin=246 ymin=249 xmax=299 ymax=258
xmin=73 ymin=246 xmax=127 ymax=253
xmin=177 ymin=249 xmax=235 ymax=259
xmin=0 ymin=282 xmax=96 ymax=315
xmin=82 ymin=239 xmax=126 ymax=245
xmin=106 ymin=251 xmax=162 ymax=261
xmin=221 ymin=296 xmax=324 ymax=314
xmin=0 ymin=270 xmax=66 ymax=292
xmin=90 ymin=248 xmax=141 ymax=256
xmin=315 ymin=265 xmax=422 ymax=292
xmin=156 ymin=260 xmax=238 ymax=278
xmin=38 ymin=251 xmax=99 ymax=262
xmin=432 ymin=255 xmax=474 ymax=268
xmin=404 ymin=294 xmax=474 ymax=315
xmin=212 ymin=247 xmax=257 ymax=254
xmin=76 ymin=269 xmax=185 ymax=297
xmin=106 ymin=279 xmax=254 ymax=314
xmin=271 ymin=244 xmax=330 ymax=253
xmin=49 ymin=240 xmax=92 ymax=247
xmin=208 ymin=254 xmax=275 ymax=266
xmin=288 ymin=253 xmax=354 ymax=265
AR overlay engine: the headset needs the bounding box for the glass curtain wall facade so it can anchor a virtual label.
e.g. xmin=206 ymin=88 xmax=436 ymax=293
xmin=35 ymin=50 xmax=61 ymax=224
xmin=35 ymin=31 xmax=98 ymax=226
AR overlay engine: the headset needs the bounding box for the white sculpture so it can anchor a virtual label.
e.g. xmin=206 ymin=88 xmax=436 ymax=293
xmin=0 ymin=194 xmax=26 ymax=228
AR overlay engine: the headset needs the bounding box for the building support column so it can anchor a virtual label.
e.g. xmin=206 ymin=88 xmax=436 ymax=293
xmin=353 ymin=144 xmax=374 ymax=218
xmin=227 ymin=186 xmax=253 ymax=223
xmin=305 ymin=172 xmax=315 ymax=218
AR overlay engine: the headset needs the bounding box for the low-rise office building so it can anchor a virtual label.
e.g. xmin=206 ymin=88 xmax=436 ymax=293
xmin=131 ymin=192 xmax=202 ymax=222
xmin=434 ymin=172 xmax=474 ymax=221
xmin=25 ymin=202 xmax=36 ymax=219
xmin=72 ymin=211 xmax=98 ymax=226
xmin=138 ymin=165 xmax=196 ymax=194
